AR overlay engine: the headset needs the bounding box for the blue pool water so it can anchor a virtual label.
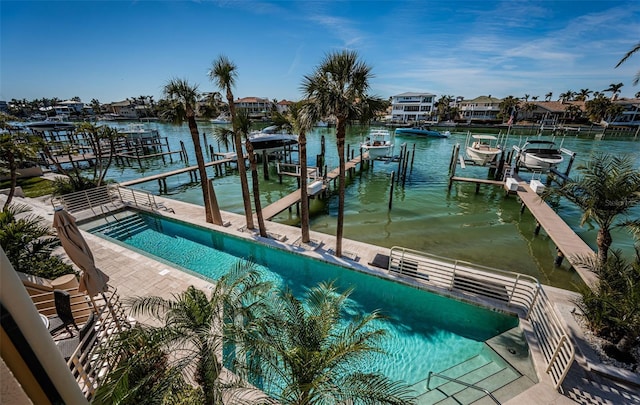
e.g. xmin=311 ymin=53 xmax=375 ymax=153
xmin=88 ymin=211 xmax=519 ymax=387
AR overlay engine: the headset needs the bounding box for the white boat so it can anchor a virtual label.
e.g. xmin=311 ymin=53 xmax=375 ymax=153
xmin=248 ymin=125 xmax=298 ymax=153
xmin=516 ymin=139 xmax=564 ymax=171
xmin=465 ymin=135 xmax=502 ymax=165
xmin=210 ymin=114 xmax=231 ymax=124
xmin=118 ymin=123 xmax=159 ymax=140
xmin=26 ymin=116 xmax=75 ymax=132
xmin=361 ymin=129 xmax=393 ymax=159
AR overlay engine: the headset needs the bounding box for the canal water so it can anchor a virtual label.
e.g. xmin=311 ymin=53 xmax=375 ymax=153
xmin=105 ymin=121 xmax=640 ymax=291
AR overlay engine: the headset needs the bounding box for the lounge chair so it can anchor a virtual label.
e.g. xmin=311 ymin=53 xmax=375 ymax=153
xmin=48 ymin=289 xmax=79 ymax=336
xmin=55 ymin=312 xmax=97 ymax=361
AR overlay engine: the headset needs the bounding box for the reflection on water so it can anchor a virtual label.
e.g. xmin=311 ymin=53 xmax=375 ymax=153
xmin=104 ymin=121 xmax=639 ymax=291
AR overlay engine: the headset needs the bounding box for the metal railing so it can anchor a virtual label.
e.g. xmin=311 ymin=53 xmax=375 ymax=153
xmin=51 ymin=184 xmax=174 ymax=216
xmin=388 ymin=246 xmax=574 ymax=390
xmin=427 ymin=371 xmax=501 ymax=404
xmin=27 ymin=284 xmax=131 ymax=400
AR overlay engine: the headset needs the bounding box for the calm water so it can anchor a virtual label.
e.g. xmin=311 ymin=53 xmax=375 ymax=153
xmin=105 ymin=121 xmax=640 ymax=291
xmin=87 ymin=211 xmax=519 ymax=388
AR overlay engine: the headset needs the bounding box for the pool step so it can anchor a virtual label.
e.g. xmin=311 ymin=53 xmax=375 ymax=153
xmin=415 ymin=349 xmax=521 ymax=404
xmin=100 ymin=215 xmax=150 ymax=239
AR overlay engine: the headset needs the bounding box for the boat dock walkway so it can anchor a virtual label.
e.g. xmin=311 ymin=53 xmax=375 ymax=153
xmin=261 ymin=155 xmax=364 ymax=220
xmin=119 ymin=155 xmax=241 ymax=192
xmin=513 ymin=175 xmax=597 ymax=288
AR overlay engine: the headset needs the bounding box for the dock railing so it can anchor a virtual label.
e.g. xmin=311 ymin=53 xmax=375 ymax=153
xmin=51 ymin=184 xmax=174 ymax=216
xmin=388 ymin=246 xmax=575 ymax=389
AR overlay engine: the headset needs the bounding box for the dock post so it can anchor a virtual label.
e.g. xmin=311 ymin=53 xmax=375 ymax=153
xmin=402 ymin=147 xmax=409 ymax=187
xmin=158 ymin=179 xmax=163 ymax=194
xmin=564 ymin=152 xmax=577 ymax=177
xmin=534 ymin=221 xmax=541 ymax=235
xmin=521 ymin=203 xmax=526 ymax=214
xmin=554 ymin=248 xmax=565 ymax=266
xmin=388 ymin=171 xmax=395 ymax=210
xmin=410 ymin=144 xmax=416 ymax=174
xmin=448 ymin=144 xmax=460 ymax=191
xmin=262 ymin=150 xmax=269 ymax=180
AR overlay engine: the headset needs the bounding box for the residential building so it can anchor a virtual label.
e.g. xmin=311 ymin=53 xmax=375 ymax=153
xmin=234 ymin=97 xmax=273 ymax=119
xmin=522 ymin=101 xmax=586 ymax=126
xmin=611 ymin=98 xmax=640 ymax=127
xmin=108 ymin=100 xmax=138 ymax=119
xmin=390 ymin=92 xmax=436 ymax=123
xmin=459 ymin=96 xmax=502 ymax=124
xmin=276 ymin=99 xmax=294 ymax=115
xmin=58 ymin=100 xmax=84 ymax=113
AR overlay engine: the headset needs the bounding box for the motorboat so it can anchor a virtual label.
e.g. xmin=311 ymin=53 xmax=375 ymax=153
xmin=515 ymin=139 xmax=564 ymax=171
xmin=394 ymin=126 xmax=448 ymax=138
xmin=26 ymin=116 xmax=75 ymax=132
xmin=248 ymin=125 xmax=297 ymax=153
xmin=361 ymin=129 xmax=393 ymax=159
xmin=118 ymin=123 xmax=159 ymax=140
xmin=210 ymin=114 xmax=231 ymax=124
xmin=465 ymin=134 xmax=502 ymax=165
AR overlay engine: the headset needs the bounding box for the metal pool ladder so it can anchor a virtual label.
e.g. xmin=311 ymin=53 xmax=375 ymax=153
xmin=426 ymin=371 xmax=501 ymax=404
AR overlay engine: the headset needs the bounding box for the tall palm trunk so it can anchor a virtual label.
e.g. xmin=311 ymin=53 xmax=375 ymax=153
xmin=245 ymin=140 xmax=267 ymax=237
xmin=299 ymin=130 xmax=310 ymax=243
xmin=226 ymin=89 xmax=254 ymax=230
xmin=596 ymin=228 xmax=612 ymax=269
xmin=187 ymin=116 xmax=219 ymax=224
xmin=335 ymin=119 xmax=347 ymax=257
xmin=3 ymin=155 xmax=17 ymax=210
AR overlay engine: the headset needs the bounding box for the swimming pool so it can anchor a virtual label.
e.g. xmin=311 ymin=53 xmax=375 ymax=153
xmin=86 ymin=211 xmax=524 ymax=396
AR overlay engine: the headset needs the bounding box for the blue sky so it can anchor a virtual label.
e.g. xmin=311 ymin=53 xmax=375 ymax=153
xmin=2 ymin=1 xmax=639 ymax=104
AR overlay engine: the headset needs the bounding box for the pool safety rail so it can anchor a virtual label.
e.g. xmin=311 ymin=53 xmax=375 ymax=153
xmin=51 ymin=185 xmax=174 ymax=217
xmin=427 ymin=372 xmax=501 ymax=404
xmin=388 ymin=246 xmax=575 ymax=390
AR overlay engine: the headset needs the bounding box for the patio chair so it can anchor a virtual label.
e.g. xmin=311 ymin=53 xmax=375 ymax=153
xmin=48 ymin=289 xmax=79 ymax=336
xmin=56 ymin=312 xmax=97 ymax=361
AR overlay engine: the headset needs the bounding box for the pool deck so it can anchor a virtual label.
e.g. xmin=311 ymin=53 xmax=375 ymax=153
xmin=11 ymin=193 xmax=640 ymax=404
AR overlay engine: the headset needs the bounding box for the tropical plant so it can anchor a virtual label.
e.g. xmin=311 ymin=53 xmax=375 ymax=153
xmin=0 ymin=131 xmax=39 ymax=209
xmin=301 ymin=50 xmax=377 ymax=257
xmin=97 ymin=261 xmax=275 ymax=405
xmin=76 ymin=123 xmax=121 ymax=187
xmin=604 ymin=82 xmax=624 ymax=100
xmin=547 ymin=153 xmax=640 ymax=268
xmin=163 ymin=78 xmax=222 ymax=225
xmin=246 ymin=281 xmax=416 ymax=404
xmin=575 ymin=250 xmax=640 ymax=361
xmin=576 ymin=89 xmax=593 ymax=101
xmin=209 ymin=55 xmax=254 ymax=230
xmin=498 ymin=96 xmax=519 ymax=122
xmin=235 ymin=109 xmax=267 ymax=237
xmin=585 ymin=95 xmax=614 ymax=125
xmin=545 ymin=92 xmax=553 ymax=102
xmin=0 ymin=203 xmax=74 ymax=278
xmin=616 ymin=42 xmax=640 ymax=85
xmin=559 ymin=90 xmax=575 ymax=103
xmin=271 ymin=101 xmax=315 ymax=243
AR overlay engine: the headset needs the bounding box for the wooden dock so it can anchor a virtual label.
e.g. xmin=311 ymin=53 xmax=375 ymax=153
xmin=119 ymin=156 xmax=240 ymax=191
xmin=261 ymin=155 xmax=363 ymax=220
xmin=514 ymin=177 xmax=597 ymax=288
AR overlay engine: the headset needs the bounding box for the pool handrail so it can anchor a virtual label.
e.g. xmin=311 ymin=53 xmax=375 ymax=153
xmin=427 ymin=371 xmax=501 ymax=404
xmin=388 ymin=246 xmax=575 ymax=390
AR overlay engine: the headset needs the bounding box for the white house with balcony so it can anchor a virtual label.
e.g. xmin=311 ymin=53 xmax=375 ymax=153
xmin=459 ymin=96 xmax=502 ymax=123
xmin=391 ymin=92 xmax=436 ymax=123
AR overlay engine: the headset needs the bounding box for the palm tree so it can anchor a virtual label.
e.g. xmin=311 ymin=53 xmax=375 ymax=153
xmin=301 ymin=50 xmax=375 ymax=257
xmin=616 ymin=41 xmax=640 ymax=85
xmin=604 ymin=82 xmax=624 ymax=100
xmin=576 ymin=88 xmax=593 ymax=101
xmin=97 ymin=261 xmax=274 ymax=405
xmin=0 ymin=131 xmax=38 ymax=209
xmin=247 ymin=281 xmax=416 ymax=404
xmin=209 ymin=55 xmax=254 ymax=230
xmin=559 ymin=90 xmax=575 ymax=103
xmin=235 ymin=109 xmax=267 ymax=237
xmin=271 ymin=102 xmax=315 ymax=243
xmin=545 ymin=92 xmax=553 ymax=102
xmin=163 ymin=78 xmax=223 ymax=225
xmin=549 ymin=153 xmax=640 ymax=268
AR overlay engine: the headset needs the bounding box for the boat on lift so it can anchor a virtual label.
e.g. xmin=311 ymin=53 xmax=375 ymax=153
xmin=394 ymin=125 xmax=448 ymax=138
xmin=248 ymin=125 xmax=298 ymax=153
xmin=465 ymin=134 xmax=502 ymax=165
xmin=210 ymin=114 xmax=231 ymax=124
xmin=26 ymin=116 xmax=75 ymax=132
xmin=515 ymin=139 xmax=564 ymax=171
xmin=118 ymin=123 xmax=160 ymax=140
xmin=361 ymin=128 xmax=393 ymax=159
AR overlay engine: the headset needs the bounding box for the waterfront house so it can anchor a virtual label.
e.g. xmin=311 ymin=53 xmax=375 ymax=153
xmin=611 ymin=98 xmax=640 ymax=127
xmin=276 ymin=99 xmax=294 ymax=115
xmin=459 ymin=95 xmax=502 ymax=124
xmin=390 ymin=92 xmax=436 ymax=123
xmin=234 ymin=96 xmax=272 ymax=120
